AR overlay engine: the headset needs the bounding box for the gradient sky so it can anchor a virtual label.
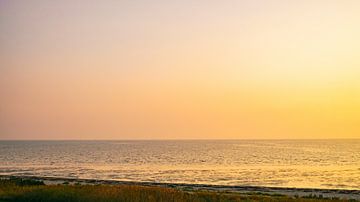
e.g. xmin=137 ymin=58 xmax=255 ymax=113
xmin=1 ymin=0 xmax=360 ymax=140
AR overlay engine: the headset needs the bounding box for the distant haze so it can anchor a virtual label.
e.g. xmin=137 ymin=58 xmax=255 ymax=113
xmin=1 ymin=0 xmax=360 ymax=140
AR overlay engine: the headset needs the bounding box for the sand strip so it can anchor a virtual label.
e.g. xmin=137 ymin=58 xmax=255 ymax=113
xmin=1 ymin=175 xmax=359 ymax=200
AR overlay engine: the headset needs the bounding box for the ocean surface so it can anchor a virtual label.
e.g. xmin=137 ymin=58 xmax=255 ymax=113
xmin=0 ymin=140 xmax=359 ymax=190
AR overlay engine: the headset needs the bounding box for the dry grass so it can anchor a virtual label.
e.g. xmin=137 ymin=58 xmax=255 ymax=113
xmin=0 ymin=179 xmax=356 ymax=202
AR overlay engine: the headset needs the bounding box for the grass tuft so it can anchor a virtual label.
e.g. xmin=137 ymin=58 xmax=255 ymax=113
xmin=0 ymin=179 xmax=356 ymax=202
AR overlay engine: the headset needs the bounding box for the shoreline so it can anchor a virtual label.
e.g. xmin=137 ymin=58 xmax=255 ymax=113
xmin=1 ymin=175 xmax=359 ymax=200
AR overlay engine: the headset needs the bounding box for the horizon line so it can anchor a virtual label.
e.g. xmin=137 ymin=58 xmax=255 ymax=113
xmin=0 ymin=138 xmax=359 ymax=141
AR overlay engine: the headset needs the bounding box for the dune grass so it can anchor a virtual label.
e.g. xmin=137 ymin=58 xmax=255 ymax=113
xmin=0 ymin=178 xmax=356 ymax=202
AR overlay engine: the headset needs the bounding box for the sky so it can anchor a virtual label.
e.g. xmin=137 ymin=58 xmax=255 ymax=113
xmin=1 ymin=0 xmax=360 ymax=140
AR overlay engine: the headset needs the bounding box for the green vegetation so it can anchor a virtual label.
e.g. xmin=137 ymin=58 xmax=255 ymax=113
xmin=0 ymin=179 xmax=356 ymax=202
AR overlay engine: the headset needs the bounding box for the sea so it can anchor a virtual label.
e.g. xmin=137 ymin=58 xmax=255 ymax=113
xmin=0 ymin=140 xmax=359 ymax=190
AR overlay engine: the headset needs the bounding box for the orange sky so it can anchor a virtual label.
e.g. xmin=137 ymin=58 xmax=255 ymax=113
xmin=1 ymin=0 xmax=360 ymax=139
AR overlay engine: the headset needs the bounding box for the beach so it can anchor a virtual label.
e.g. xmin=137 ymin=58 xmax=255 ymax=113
xmin=1 ymin=175 xmax=359 ymax=201
xmin=1 ymin=140 xmax=359 ymax=201
xmin=2 ymin=1 xmax=360 ymax=201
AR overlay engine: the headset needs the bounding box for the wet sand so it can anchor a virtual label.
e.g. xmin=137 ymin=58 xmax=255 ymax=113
xmin=1 ymin=175 xmax=359 ymax=200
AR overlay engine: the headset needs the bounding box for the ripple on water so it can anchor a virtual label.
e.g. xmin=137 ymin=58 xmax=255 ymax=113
xmin=0 ymin=140 xmax=359 ymax=189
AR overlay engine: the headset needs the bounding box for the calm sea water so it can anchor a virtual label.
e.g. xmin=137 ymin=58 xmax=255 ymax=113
xmin=0 ymin=140 xmax=359 ymax=189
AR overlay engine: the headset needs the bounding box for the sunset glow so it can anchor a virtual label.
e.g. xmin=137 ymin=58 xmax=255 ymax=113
xmin=1 ymin=0 xmax=360 ymax=139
